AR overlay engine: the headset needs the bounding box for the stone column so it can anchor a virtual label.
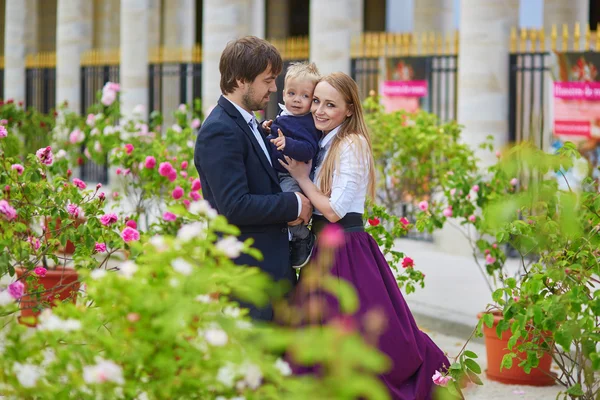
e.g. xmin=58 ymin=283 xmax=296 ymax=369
xmin=414 ymin=0 xmax=455 ymax=33
xmin=38 ymin=0 xmax=57 ymax=52
xmin=310 ymin=0 xmax=363 ymax=75
xmin=120 ymin=0 xmax=149 ymax=119
xmin=202 ymin=0 xmax=252 ymax=116
xmin=266 ymin=0 xmax=288 ymax=39
xmin=163 ymin=0 xmax=196 ymax=47
xmin=147 ymin=0 xmax=161 ymax=51
xmin=56 ymin=0 xmax=93 ymax=113
xmin=251 ymin=0 xmax=266 ymax=38
xmin=93 ymin=0 xmax=120 ymax=49
xmin=4 ymin=0 xmax=36 ymax=102
xmin=543 ymin=0 xmax=589 ymax=48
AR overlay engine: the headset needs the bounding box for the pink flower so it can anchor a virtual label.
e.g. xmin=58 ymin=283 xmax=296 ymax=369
xmin=99 ymin=213 xmax=118 ymax=226
xmin=121 ymin=227 xmax=140 ymax=243
xmin=191 ymin=179 xmax=201 ymax=191
xmin=126 ymin=219 xmax=137 ymax=229
xmin=399 ymin=217 xmax=410 ymax=227
xmin=0 ymin=200 xmax=17 ymax=221
xmin=182 ymin=199 xmax=190 ymax=208
xmin=158 ymin=162 xmax=174 ymax=177
xmin=27 ymin=236 xmax=41 ymax=251
xmin=319 ymin=224 xmax=345 ymax=249
xmin=496 ymin=150 xmax=502 ymax=158
xmin=96 ymin=183 xmax=102 ymax=189
xmin=190 ymin=191 xmax=201 ymax=201
xmin=67 ymin=203 xmax=82 ymax=218
xmin=510 ymin=178 xmax=519 ymax=186
xmin=180 ymin=171 xmax=188 ymax=178
xmin=191 ymin=118 xmax=201 ymax=129
xmin=86 ymin=113 xmax=96 ymax=126
xmin=69 ymin=129 xmax=85 ymax=144
xmin=432 ymin=371 xmax=452 ymax=387
xmin=472 ymin=185 xmax=479 ymax=192
xmin=112 ymin=192 xmax=119 ymax=199
xmin=163 ymin=211 xmax=177 ymax=221
xmin=492 ymin=243 xmax=498 ymax=249
xmin=36 ymin=146 xmax=54 ymax=166
xmin=10 ymin=164 xmax=24 ymax=175
xmin=8 ymin=281 xmax=24 ymax=299
xmin=172 ymin=186 xmax=184 ymax=200
xmin=0 ymin=125 xmax=7 ymax=138
xmin=402 ymin=257 xmax=414 ymax=268
xmin=116 ymin=168 xmax=122 ymax=175
xmin=144 ymin=156 xmax=156 ymax=169
xmin=72 ymin=178 xmax=87 ymax=189
xmin=0 ymin=119 xmax=7 ymax=125
xmin=124 ymin=144 xmax=134 ymax=155
xmin=485 ymin=254 xmax=496 ymax=264
xmin=442 ymin=207 xmax=453 ymax=217
xmin=168 ymin=170 xmax=177 ymax=182
xmin=34 ymin=267 xmax=47 ymax=277
xmin=468 ymin=215 xmax=476 ymax=222
xmin=180 ymin=161 xmax=188 ymax=170
xmin=449 ymin=188 xmax=456 ymax=196
xmin=108 ymin=82 xmax=120 ymax=92
xmin=98 ymin=192 xmax=106 ymax=200
xmin=95 ymin=242 xmax=107 ymax=253
xmin=123 ymin=168 xmax=131 ymax=176
xmin=418 ymin=200 xmax=428 ymax=211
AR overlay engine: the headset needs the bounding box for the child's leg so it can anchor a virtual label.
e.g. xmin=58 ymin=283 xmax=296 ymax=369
xmin=278 ymin=172 xmax=310 ymax=240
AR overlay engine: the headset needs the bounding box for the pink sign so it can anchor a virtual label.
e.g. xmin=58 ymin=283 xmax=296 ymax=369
xmin=554 ymin=82 xmax=600 ymax=100
xmin=554 ymin=120 xmax=590 ymax=136
xmin=381 ymin=80 xmax=428 ymax=98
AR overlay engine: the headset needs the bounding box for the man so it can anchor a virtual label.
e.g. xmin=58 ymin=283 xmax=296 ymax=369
xmin=194 ymin=36 xmax=312 ymax=321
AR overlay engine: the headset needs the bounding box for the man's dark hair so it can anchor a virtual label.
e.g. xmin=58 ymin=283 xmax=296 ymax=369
xmin=219 ymin=36 xmax=283 ymax=94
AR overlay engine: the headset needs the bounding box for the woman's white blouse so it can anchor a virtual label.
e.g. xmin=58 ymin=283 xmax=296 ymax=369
xmin=313 ymin=125 xmax=369 ymax=219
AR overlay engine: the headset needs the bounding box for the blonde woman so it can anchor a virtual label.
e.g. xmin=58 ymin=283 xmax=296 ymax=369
xmin=280 ymin=72 xmax=449 ymax=399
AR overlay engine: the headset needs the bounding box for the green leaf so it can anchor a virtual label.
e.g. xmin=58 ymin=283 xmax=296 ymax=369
xmin=464 ymin=359 xmax=481 ymax=374
xmin=500 ymin=353 xmax=514 ymax=371
xmin=482 ymin=313 xmax=494 ymax=328
xmin=463 ymin=350 xmax=478 ymax=359
xmin=566 ymin=383 xmax=584 ymax=397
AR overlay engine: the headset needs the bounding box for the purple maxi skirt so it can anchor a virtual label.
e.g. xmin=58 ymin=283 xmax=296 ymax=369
xmin=293 ymin=218 xmax=450 ymax=400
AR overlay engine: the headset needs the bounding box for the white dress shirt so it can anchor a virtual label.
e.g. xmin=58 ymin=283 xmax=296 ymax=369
xmin=223 ymin=97 xmax=302 ymax=219
xmin=313 ymin=125 xmax=370 ymax=219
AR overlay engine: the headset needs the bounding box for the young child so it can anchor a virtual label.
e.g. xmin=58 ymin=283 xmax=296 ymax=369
xmin=265 ymin=62 xmax=321 ymax=269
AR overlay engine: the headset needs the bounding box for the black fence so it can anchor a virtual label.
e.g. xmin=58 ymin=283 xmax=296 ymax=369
xmin=0 ymin=68 xmax=4 ymax=100
xmin=25 ymin=67 xmax=56 ymax=113
xmin=508 ymin=52 xmax=551 ymax=147
xmin=148 ymin=62 xmax=202 ymax=116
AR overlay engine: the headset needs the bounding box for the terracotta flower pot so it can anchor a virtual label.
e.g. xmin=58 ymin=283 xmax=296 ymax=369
xmin=478 ymin=312 xmax=555 ymax=386
xmin=44 ymin=217 xmax=85 ymax=255
xmin=15 ymin=267 xmax=80 ymax=327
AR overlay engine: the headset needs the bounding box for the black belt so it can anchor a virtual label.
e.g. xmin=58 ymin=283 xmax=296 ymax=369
xmin=311 ymin=213 xmax=364 ymax=235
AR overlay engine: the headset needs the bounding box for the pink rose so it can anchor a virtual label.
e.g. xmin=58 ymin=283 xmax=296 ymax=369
xmin=98 ymin=192 xmax=106 ymax=200
xmin=190 ymin=191 xmax=201 ymax=201
xmin=418 ymin=200 xmax=428 ymax=211
xmin=36 ymin=146 xmax=54 ymax=166
xmin=402 ymin=257 xmax=414 ymax=268
xmin=27 ymin=236 xmax=41 ymax=251
xmin=168 ymin=170 xmax=177 ymax=182
xmin=95 ymin=242 xmax=107 ymax=253
xmin=101 ymin=89 xmax=117 ymax=106
xmin=72 ymin=178 xmax=87 ymax=190
xmin=182 ymin=199 xmax=190 ymax=209
xmin=86 ymin=113 xmax=96 ymax=126
xmin=172 ymin=186 xmax=184 ymax=200
xmin=108 ymin=82 xmax=120 ymax=92
xmin=144 ymin=156 xmax=156 ymax=169
xmin=10 ymin=164 xmax=24 ymax=175
xmin=180 ymin=161 xmax=188 ymax=170
xmin=191 ymin=118 xmax=201 ymax=129
xmin=399 ymin=217 xmax=410 ymax=227
xmin=472 ymin=185 xmax=479 ymax=192
xmin=99 ymin=213 xmax=118 ymax=226
xmin=319 ymin=224 xmax=345 ymax=249
xmin=432 ymin=371 xmax=451 ymax=387
xmin=468 ymin=215 xmax=476 ymax=222
xmin=496 ymin=150 xmax=502 ymax=158
xmin=180 ymin=171 xmax=188 ymax=178
xmin=442 ymin=207 xmax=453 ymax=217
xmin=96 ymin=183 xmax=102 ymax=189
xmin=123 ymin=168 xmax=131 ymax=176
xmin=492 ymin=243 xmax=498 ymax=249
xmin=126 ymin=219 xmax=137 ymax=229
xmin=121 ymin=227 xmax=140 ymax=243
xmin=116 ymin=168 xmax=122 ymax=175
xmin=163 ymin=212 xmax=177 ymax=221
xmin=0 ymin=125 xmax=7 ymax=138
xmin=0 ymin=200 xmax=16 ymax=221
xmin=485 ymin=254 xmax=496 ymax=264
xmin=191 ymin=178 xmax=201 ymax=191
xmin=66 ymin=203 xmax=82 ymax=218
xmin=8 ymin=281 xmax=24 ymax=299
xmin=510 ymin=178 xmax=519 ymax=186
xmin=112 ymin=192 xmax=119 ymax=199
xmin=124 ymin=144 xmax=134 ymax=155
xmin=158 ymin=162 xmax=174 ymax=177
xmin=0 ymin=119 xmax=7 ymax=125
xmin=34 ymin=267 xmax=47 ymax=277
xmin=449 ymin=188 xmax=456 ymax=196
xmin=69 ymin=129 xmax=85 ymax=144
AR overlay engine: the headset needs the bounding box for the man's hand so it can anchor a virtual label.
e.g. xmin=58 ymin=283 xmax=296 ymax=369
xmin=270 ymin=129 xmax=286 ymax=151
xmin=287 ymin=218 xmax=303 ymax=227
xmin=261 ymin=120 xmax=273 ymax=134
xmin=296 ymin=192 xmax=312 ymax=225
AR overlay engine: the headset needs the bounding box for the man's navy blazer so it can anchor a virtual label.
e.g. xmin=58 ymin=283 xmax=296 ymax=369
xmin=194 ymin=96 xmax=298 ymax=320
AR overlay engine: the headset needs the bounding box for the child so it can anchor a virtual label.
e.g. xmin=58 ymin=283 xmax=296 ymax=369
xmin=264 ymin=62 xmax=321 ymax=269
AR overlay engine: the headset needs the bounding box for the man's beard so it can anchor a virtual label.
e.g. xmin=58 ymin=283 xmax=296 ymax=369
xmin=242 ymin=86 xmax=269 ymax=111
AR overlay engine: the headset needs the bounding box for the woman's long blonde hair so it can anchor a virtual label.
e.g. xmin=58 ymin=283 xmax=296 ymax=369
xmin=316 ymin=72 xmax=376 ymax=200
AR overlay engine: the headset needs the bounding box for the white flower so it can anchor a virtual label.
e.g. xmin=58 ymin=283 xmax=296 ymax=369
xmin=149 ymin=235 xmax=168 ymax=252
xmin=119 ymin=261 xmax=138 ymax=279
xmin=275 ymin=358 xmax=292 ymax=376
xmin=203 ymin=326 xmax=228 ymax=346
xmin=236 ymin=320 xmax=253 ymax=330
xmin=133 ymin=104 xmax=146 ymax=116
xmin=216 ymin=363 xmax=236 ymax=387
xmin=171 ymin=124 xmax=182 ymax=133
xmin=41 ymin=349 xmax=56 ymax=367
xmin=169 ymin=278 xmax=180 ymax=287
xmin=240 ymin=362 xmax=262 ymax=390
xmin=135 ymin=392 xmax=150 ymax=400
xmin=195 ymin=294 xmax=213 ymax=303
xmin=215 ymin=236 xmax=244 ymax=259
xmin=223 ymin=306 xmax=241 ymax=318
xmin=90 ymin=127 xmax=100 ymax=136
xmin=90 ymin=269 xmax=107 ymax=280
xmin=177 ymin=222 xmax=206 ymax=242
xmin=231 ymin=397 xmax=246 ymax=400
xmin=13 ymin=362 xmax=43 ymax=388
xmin=94 ymin=141 xmax=102 ymax=153
xmin=83 ymin=358 xmax=124 ymax=385
xmin=172 ymin=258 xmax=193 ymax=276
xmin=187 ymin=140 xmax=195 ymax=148
xmin=55 ymin=149 xmax=67 ymax=159
xmin=189 ymin=200 xmax=218 ymax=219
xmin=0 ymin=290 xmax=15 ymax=306
xmin=37 ymin=310 xmax=81 ymax=332
xmin=103 ymin=125 xmax=116 ymax=135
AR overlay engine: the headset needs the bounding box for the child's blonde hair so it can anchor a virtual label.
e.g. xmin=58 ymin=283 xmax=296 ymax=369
xmin=284 ymin=62 xmax=321 ymax=86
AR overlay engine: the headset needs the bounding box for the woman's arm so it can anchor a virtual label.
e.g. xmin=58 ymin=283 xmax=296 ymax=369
xmin=295 ymin=175 xmax=341 ymax=223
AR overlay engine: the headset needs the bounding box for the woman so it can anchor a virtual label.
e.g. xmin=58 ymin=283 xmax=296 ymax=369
xmin=280 ymin=72 xmax=450 ymax=399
